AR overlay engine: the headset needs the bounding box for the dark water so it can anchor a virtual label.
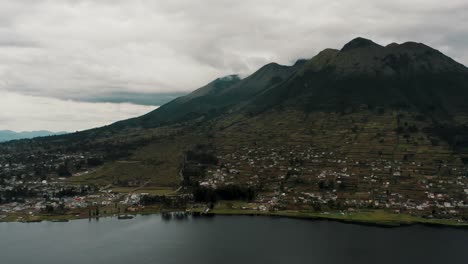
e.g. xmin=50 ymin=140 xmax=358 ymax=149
xmin=0 ymin=215 xmax=467 ymax=264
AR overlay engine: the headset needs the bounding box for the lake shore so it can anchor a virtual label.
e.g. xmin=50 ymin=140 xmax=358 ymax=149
xmin=2 ymin=207 xmax=467 ymax=229
xmin=206 ymin=209 xmax=468 ymax=229
xmin=2 ymin=212 xmax=467 ymax=264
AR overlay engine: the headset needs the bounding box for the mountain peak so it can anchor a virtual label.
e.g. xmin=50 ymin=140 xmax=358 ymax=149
xmin=217 ymin=74 xmax=241 ymax=82
xmin=293 ymin=59 xmax=308 ymax=66
xmin=297 ymin=38 xmax=468 ymax=76
xmin=111 ymin=38 xmax=468 ymax=129
xmin=341 ymin=37 xmax=382 ymax=51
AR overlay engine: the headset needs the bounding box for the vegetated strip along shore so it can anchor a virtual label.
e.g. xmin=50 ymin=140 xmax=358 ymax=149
xmin=1 ymin=207 xmax=467 ymax=229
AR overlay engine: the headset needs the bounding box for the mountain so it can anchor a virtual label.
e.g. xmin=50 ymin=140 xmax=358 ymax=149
xmin=103 ymin=37 xmax=467 ymax=131
xmin=0 ymin=130 xmax=67 ymax=142
xmin=1 ymin=37 xmax=468 ymax=210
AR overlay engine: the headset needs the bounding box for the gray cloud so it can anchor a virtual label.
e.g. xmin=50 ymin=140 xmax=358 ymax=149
xmin=0 ymin=92 xmax=156 ymax=132
xmin=84 ymin=91 xmax=187 ymax=106
xmin=0 ymin=0 xmax=467 ymax=130
xmin=0 ymin=0 xmax=467 ymax=99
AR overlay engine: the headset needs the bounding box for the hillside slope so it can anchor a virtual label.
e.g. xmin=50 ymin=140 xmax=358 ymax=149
xmin=1 ymin=37 xmax=468 ymax=194
xmin=101 ymin=37 xmax=468 ymax=132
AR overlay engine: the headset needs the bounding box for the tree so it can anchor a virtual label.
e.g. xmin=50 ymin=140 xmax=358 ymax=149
xmin=57 ymin=163 xmax=71 ymax=177
xmin=45 ymin=205 xmax=54 ymax=213
xmin=87 ymin=157 xmax=103 ymax=167
xmin=312 ymin=203 xmax=322 ymax=212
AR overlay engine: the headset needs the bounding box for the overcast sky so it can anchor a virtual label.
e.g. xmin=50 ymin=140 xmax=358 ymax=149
xmin=1 ymin=0 xmax=467 ymax=131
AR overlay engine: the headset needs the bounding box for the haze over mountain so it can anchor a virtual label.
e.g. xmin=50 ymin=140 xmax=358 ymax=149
xmin=0 ymin=92 xmax=157 ymax=132
xmin=84 ymin=92 xmax=187 ymax=106
xmin=0 ymin=130 xmax=67 ymax=142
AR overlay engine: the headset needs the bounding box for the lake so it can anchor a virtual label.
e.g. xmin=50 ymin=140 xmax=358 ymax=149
xmin=0 ymin=214 xmax=467 ymax=264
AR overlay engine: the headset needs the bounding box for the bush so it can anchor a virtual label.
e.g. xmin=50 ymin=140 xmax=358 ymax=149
xmin=193 ymin=185 xmax=257 ymax=202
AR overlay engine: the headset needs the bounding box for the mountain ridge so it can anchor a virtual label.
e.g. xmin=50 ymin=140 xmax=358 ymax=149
xmin=1 ymin=37 xmax=468 ymax=192
xmin=112 ymin=37 xmax=467 ymax=129
xmin=1 ymin=37 xmax=467 ymax=226
xmin=9 ymin=37 xmax=466 ymax=143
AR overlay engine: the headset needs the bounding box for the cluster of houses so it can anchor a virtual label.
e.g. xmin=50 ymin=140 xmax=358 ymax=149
xmin=0 ymin=177 xmax=148 ymax=220
xmin=198 ymin=144 xmax=467 ymax=218
xmin=0 ymin=151 xmax=100 ymax=182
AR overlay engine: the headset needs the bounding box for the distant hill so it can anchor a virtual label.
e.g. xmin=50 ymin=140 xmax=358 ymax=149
xmin=0 ymin=130 xmax=67 ymax=142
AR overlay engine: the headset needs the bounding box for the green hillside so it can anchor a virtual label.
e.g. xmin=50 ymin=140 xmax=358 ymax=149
xmin=1 ymin=38 xmax=467 ymax=220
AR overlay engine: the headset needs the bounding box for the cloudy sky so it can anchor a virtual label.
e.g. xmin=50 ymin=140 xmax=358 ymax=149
xmin=1 ymin=0 xmax=467 ymax=131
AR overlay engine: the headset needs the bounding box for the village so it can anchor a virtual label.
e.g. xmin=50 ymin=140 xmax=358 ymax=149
xmin=194 ymin=144 xmax=468 ymax=221
xmin=0 ymin=176 xmax=151 ymax=221
xmin=0 ymin=139 xmax=467 ymax=224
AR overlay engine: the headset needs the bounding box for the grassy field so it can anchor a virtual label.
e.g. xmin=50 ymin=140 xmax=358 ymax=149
xmin=67 ymin=132 xmax=207 ymax=187
xmin=110 ymin=186 xmax=176 ymax=195
xmin=204 ymin=201 xmax=467 ymax=227
xmin=0 ymin=211 xmax=85 ymax=223
xmin=0 ymin=204 xmax=164 ymax=223
xmin=208 ymin=208 xmax=468 ymax=227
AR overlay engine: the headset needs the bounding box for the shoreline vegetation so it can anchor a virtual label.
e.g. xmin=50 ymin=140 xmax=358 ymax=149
xmin=1 ymin=206 xmax=467 ymax=229
xmin=207 ymin=209 xmax=468 ymax=229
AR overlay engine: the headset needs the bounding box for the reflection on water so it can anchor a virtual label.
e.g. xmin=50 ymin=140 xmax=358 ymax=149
xmin=0 ymin=214 xmax=467 ymax=264
xmin=161 ymin=211 xmax=189 ymax=221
